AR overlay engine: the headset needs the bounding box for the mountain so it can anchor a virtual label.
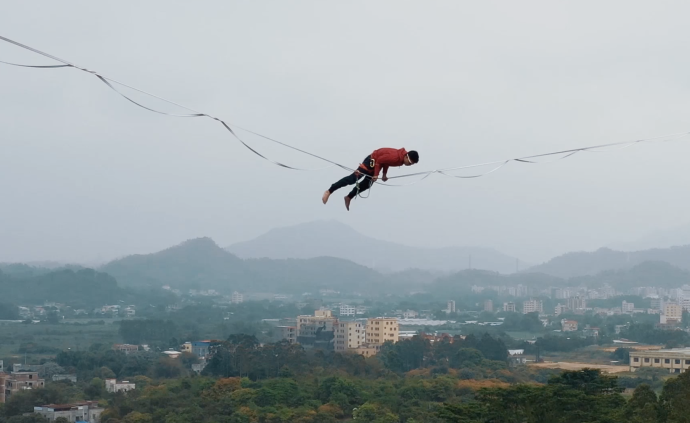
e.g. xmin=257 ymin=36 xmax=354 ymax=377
xmin=225 ymin=220 xmax=527 ymax=274
xmin=99 ymin=237 xmax=436 ymax=294
xmin=607 ymin=222 xmax=690 ymax=251
xmin=525 ymin=245 xmax=690 ymax=278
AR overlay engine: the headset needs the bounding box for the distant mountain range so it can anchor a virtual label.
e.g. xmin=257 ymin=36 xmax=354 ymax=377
xmin=99 ymin=237 xmax=436 ymax=294
xmin=225 ymin=220 xmax=528 ymax=274
xmin=525 ymin=245 xmax=690 ymax=278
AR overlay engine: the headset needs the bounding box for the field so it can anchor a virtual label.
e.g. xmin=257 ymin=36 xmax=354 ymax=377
xmin=529 ymin=361 xmax=631 ymax=374
xmin=0 ymin=320 xmax=122 ymax=361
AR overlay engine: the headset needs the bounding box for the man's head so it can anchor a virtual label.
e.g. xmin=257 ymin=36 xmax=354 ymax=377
xmin=404 ymin=150 xmax=419 ymax=166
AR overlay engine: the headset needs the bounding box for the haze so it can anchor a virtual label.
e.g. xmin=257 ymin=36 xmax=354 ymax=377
xmin=2 ymin=1 xmax=690 ymax=266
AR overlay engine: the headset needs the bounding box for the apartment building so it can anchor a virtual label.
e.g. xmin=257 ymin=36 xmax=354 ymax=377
xmin=365 ymin=317 xmax=399 ymax=345
xmin=523 ymin=299 xmax=543 ymax=314
xmin=296 ymin=309 xmax=337 ymax=349
xmin=105 ymin=379 xmax=135 ymax=393
xmin=503 ymin=302 xmax=516 ymax=312
xmin=0 ymin=371 xmax=45 ymax=403
xmin=334 ymin=321 xmax=365 ymax=351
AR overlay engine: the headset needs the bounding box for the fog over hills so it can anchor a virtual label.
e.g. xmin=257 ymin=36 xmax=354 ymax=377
xmin=525 ymin=245 xmax=690 ymax=279
xmin=225 ymin=220 xmax=528 ymax=274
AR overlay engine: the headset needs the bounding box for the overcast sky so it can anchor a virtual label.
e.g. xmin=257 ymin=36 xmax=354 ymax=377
xmin=2 ymin=1 xmax=690 ymax=266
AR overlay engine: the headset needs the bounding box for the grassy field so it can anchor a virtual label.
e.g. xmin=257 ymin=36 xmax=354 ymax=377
xmin=0 ymin=321 xmax=122 ymax=362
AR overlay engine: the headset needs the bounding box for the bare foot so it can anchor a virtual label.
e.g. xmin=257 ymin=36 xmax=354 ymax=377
xmin=344 ymin=195 xmax=351 ymax=211
xmin=322 ymin=190 xmax=331 ymax=204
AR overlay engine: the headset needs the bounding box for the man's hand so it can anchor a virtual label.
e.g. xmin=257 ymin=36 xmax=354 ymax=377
xmin=371 ymin=176 xmax=378 ymax=183
xmin=382 ymin=175 xmax=388 ymax=182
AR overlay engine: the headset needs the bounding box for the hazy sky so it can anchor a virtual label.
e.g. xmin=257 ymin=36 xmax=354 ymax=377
xmin=2 ymin=1 xmax=690 ymax=265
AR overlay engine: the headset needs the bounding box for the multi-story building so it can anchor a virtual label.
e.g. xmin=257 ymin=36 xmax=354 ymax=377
xmin=402 ymin=310 xmax=418 ymax=319
xmin=555 ymin=304 xmax=568 ymax=316
xmin=365 ymin=317 xmax=399 ymax=346
xmin=503 ymin=302 xmax=516 ymax=313
xmin=622 ymin=301 xmax=635 ymax=314
xmin=523 ymin=299 xmax=543 ymax=314
xmin=339 ymin=305 xmax=356 ymax=317
xmin=567 ymin=296 xmax=587 ymax=311
xmin=231 ymin=291 xmax=244 ymax=304
xmin=446 ymin=301 xmax=456 ymax=314
xmin=296 ymin=309 xmax=337 ymax=349
xmin=105 ymin=379 xmax=135 ymax=393
xmin=278 ymin=326 xmax=297 ymax=344
xmin=630 ymin=348 xmax=690 ymax=374
xmin=334 ymin=321 xmax=365 ymax=351
xmin=33 ymin=401 xmax=104 ymax=422
xmin=662 ymin=303 xmax=683 ymax=324
xmin=650 ymin=298 xmax=664 ymax=310
xmin=0 ymin=371 xmax=45 ymax=403
xmin=484 ymin=300 xmax=493 ymax=312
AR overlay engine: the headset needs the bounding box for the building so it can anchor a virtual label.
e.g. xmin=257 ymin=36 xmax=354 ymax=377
xmin=0 ymin=371 xmax=45 ymax=403
xmin=296 ymin=309 xmax=337 ymax=349
xmin=484 ymin=300 xmax=493 ymax=312
xmin=190 ymin=341 xmax=214 ymax=358
xmin=112 ymin=344 xmax=139 ymax=354
xmin=650 ymin=298 xmax=664 ymax=310
xmin=278 ymin=326 xmax=297 ymax=344
xmin=365 ymin=317 xmax=399 ymax=346
xmin=182 ymin=342 xmax=192 ymax=354
xmin=630 ymin=348 xmax=690 ymax=374
xmin=339 ymin=304 xmax=356 ymax=317
xmin=402 ymin=310 xmax=418 ymax=319
xmin=555 ymin=303 xmax=568 ymax=316
xmin=567 ymin=296 xmax=587 ymax=311
xmin=446 ymin=301 xmax=456 ymax=314
xmin=508 ymin=349 xmax=527 ymax=367
xmin=622 ymin=301 xmax=635 ymax=314
xmin=523 ymin=299 xmax=543 ymax=314
xmin=334 ymin=321 xmax=365 ymax=351
xmin=32 ymin=401 xmax=104 ymax=422
xmin=105 ymin=379 xmax=135 ymax=393
xmin=52 ymin=374 xmax=77 ymax=383
xmin=662 ymin=303 xmax=683 ymax=324
xmin=231 ymin=291 xmax=244 ymax=304
xmin=561 ymin=320 xmax=578 ymax=332
xmin=503 ymin=302 xmax=516 ymax=312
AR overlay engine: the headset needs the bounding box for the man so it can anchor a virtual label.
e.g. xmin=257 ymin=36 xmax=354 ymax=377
xmin=322 ymin=148 xmax=419 ymax=210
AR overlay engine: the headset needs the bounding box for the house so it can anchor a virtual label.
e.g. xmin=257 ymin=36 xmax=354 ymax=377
xmin=561 ymin=320 xmax=578 ymax=332
xmin=508 ymin=349 xmax=527 ymax=366
xmin=105 ymin=379 xmax=135 ymax=393
xmin=52 ymin=374 xmax=77 ymax=383
xmin=32 ymin=401 xmax=103 ymax=422
xmin=112 ymin=344 xmax=139 ymax=354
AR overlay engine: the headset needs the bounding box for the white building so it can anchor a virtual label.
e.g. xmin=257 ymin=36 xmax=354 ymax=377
xmin=446 ymin=301 xmax=456 ymax=313
xmin=523 ymin=299 xmax=543 ymax=314
xmin=402 ymin=310 xmax=418 ymax=319
xmin=484 ymin=300 xmax=493 ymax=312
xmin=503 ymin=302 xmax=516 ymax=313
xmin=105 ymin=379 xmax=135 ymax=393
xmin=231 ymin=291 xmax=244 ymax=304
xmin=622 ymin=301 xmax=635 ymax=314
xmin=555 ymin=303 xmax=568 ymax=316
xmin=339 ymin=305 xmax=356 ymax=317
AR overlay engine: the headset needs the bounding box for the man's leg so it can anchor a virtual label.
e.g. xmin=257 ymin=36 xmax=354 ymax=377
xmin=323 ymin=171 xmax=360 ymax=204
xmin=344 ymin=175 xmax=372 ymax=211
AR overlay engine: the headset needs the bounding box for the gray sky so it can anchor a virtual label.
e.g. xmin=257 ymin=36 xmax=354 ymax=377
xmin=2 ymin=1 xmax=690 ymax=266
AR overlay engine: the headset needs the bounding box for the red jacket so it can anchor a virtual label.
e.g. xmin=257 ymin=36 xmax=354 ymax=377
xmin=371 ymin=148 xmax=408 ymax=177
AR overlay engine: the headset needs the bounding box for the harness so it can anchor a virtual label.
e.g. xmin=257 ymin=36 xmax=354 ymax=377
xmin=355 ymin=157 xmax=375 ymax=199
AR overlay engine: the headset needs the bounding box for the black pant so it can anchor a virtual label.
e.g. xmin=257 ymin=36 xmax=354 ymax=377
xmin=329 ymin=155 xmax=375 ymax=199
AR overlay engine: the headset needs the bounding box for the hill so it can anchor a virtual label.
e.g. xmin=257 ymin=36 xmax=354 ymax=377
xmin=525 ymin=245 xmax=690 ymax=278
xmin=99 ymin=237 xmax=435 ymax=294
xmin=225 ymin=220 xmax=526 ymax=274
